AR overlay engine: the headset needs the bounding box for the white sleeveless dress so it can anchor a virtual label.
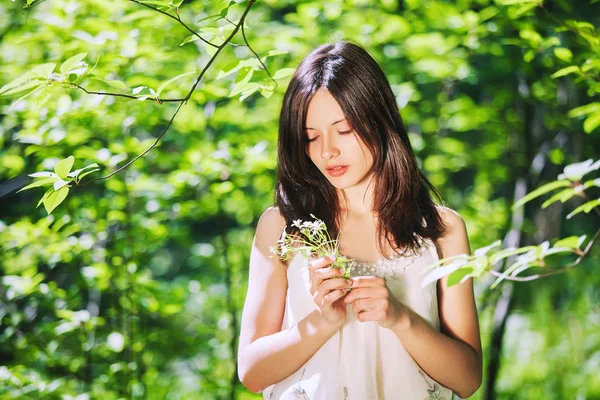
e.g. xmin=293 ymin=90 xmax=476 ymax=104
xmin=262 ymin=238 xmax=454 ymax=400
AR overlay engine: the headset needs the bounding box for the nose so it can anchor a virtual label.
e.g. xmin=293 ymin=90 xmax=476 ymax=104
xmin=320 ymin=134 xmax=340 ymax=160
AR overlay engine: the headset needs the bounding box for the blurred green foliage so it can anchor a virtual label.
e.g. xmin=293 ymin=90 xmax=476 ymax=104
xmin=0 ymin=0 xmax=599 ymax=399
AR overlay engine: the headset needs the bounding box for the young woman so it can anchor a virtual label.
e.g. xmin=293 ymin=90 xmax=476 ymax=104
xmin=237 ymin=40 xmax=482 ymax=399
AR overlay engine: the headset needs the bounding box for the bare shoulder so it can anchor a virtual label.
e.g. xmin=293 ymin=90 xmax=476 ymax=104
xmin=434 ymin=205 xmax=470 ymax=258
xmin=436 ymin=205 xmax=466 ymax=233
xmin=255 ymin=205 xmax=287 ymax=245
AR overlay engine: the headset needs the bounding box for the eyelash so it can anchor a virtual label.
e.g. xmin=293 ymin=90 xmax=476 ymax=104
xmin=307 ymin=130 xmax=352 ymax=143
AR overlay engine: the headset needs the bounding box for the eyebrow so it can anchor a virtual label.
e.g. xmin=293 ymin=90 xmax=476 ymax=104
xmin=304 ymin=118 xmax=346 ymax=131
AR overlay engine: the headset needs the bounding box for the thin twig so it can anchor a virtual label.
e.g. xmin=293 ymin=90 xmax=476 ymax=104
xmin=84 ymin=0 xmax=258 ymax=183
xmin=129 ymin=0 xmax=218 ymax=48
xmin=239 ymin=15 xmax=277 ymax=89
xmin=488 ymin=226 xmax=599 ymax=282
xmin=70 ymin=83 xmax=186 ymax=103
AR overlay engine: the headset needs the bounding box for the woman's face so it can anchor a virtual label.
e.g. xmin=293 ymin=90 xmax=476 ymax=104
xmin=304 ymin=88 xmax=374 ymax=190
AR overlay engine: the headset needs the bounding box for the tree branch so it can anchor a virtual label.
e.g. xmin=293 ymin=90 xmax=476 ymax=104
xmin=487 ymin=226 xmax=599 ymax=282
xmin=83 ymin=0 xmax=258 ymax=183
xmin=129 ymin=0 xmax=219 ymax=48
xmin=69 ymin=83 xmax=186 ymax=103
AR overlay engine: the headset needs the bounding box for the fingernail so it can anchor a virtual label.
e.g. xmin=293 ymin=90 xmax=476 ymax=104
xmin=347 ymin=279 xmax=353 ymax=286
xmin=329 ymin=255 xmax=336 ymax=261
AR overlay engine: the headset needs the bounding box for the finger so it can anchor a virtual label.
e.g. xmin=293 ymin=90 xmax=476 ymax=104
xmin=349 ymin=276 xmax=386 ymax=288
xmin=310 ymin=265 xmax=341 ymax=296
xmin=322 ymin=288 xmax=348 ymax=308
xmin=343 ymin=287 xmax=385 ymax=304
xmin=321 ymin=276 xmax=353 ymax=292
xmin=315 ymin=265 xmax=344 ymax=282
xmin=352 ymin=298 xmax=377 ymax=314
xmin=308 ymin=255 xmax=336 ymax=271
xmin=356 ymin=307 xmax=377 ymax=322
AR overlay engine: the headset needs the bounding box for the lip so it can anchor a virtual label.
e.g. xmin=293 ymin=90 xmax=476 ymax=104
xmin=326 ymin=165 xmax=349 ymax=177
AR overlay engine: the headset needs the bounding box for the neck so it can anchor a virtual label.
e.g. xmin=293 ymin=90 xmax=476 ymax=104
xmin=337 ymin=173 xmax=376 ymax=218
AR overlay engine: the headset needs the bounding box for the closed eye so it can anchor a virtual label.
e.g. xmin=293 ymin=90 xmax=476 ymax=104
xmin=307 ymin=130 xmax=353 ymax=142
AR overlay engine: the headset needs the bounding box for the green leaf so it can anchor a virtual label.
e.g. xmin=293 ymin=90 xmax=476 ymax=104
xmin=489 ymin=246 xmax=538 ymax=265
xmin=54 ymin=156 xmax=75 ymax=179
xmin=90 ymin=78 xmax=129 ymax=89
xmin=137 ymin=0 xmax=172 ymax=6
xmin=17 ymin=177 xmax=57 ymax=193
xmin=68 ymin=163 xmax=99 ymax=178
xmin=60 ymin=52 xmax=88 ymax=74
xmin=265 ymin=50 xmax=289 ymax=57
xmin=217 ymin=59 xmax=260 ymax=80
xmin=583 ymin=111 xmax=600 ymax=133
xmin=180 ymin=34 xmax=200 ymax=46
xmin=446 ymin=267 xmax=473 ymax=287
xmin=568 ymin=102 xmax=600 ymax=118
xmin=0 ymin=71 xmax=38 ymax=95
xmin=229 ymin=81 xmax=259 ymax=98
xmin=421 ymin=260 xmax=466 ymax=288
xmin=553 ymin=235 xmax=586 ymax=249
xmin=30 ymin=63 xmax=56 ymax=79
xmin=9 ymin=86 xmax=46 ymax=111
xmin=567 ymin=198 xmax=600 ymax=219
xmin=498 ymin=0 xmax=539 ymax=4
xmin=541 ymin=188 xmax=576 ymax=208
xmin=156 ymin=71 xmax=195 ymax=96
xmin=422 ymin=254 xmax=471 ymax=273
xmin=37 ymin=188 xmax=54 ymax=208
xmin=583 ymin=178 xmax=600 ymax=189
xmin=551 ymin=65 xmax=580 ymax=79
xmin=43 ymin=186 xmax=69 ymax=214
xmin=235 ymin=67 xmax=254 ymax=84
xmin=76 ymin=168 xmax=100 ymax=182
xmin=273 ymin=68 xmax=296 ymax=80
xmin=259 ymin=86 xmax=276 ymax=99
xmin=1 ymin=79 xmax=44 ymax=96
xmin=553 ymin=47 xmax=573 ymax=62
xmin=197 ymin=13 xmax=222 ymax=24
xmin=473 ymin=240 xmax=502 ymax=257
xmin=53 ymin=178 xmax=72 ymax=191
xmin=512 ymin=180 xmax=571 ymax=209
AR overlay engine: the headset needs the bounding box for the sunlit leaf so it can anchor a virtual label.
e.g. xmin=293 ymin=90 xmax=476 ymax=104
xmin=553 ymin=48 xmax=573 ymax=62
xmin=90 ymin=78 xmax=129 ymax=89
xmin=446 ymin=267 xmax=473 ymax=287
xmin=551 ymin=65 xmax=580 ymax=79
xmin=273 ymin=68 xmax=295 ymax=80
xmin=474 ymin=240 xmax=502 ymax=257
xmin=43 ymin=186 xmax=69 ymax=214
xmin=60 ymin=52 xmax=88 ymax=74
xmin=156 ymin=71 xmax=195 ymax=96
xmin=552 ymin=235 xmax=587 ymax=249
xmin=421 ymin=259 xmax=468 ymax=288
xmin=512 ymin=180 xmax=571 ymax=209
xmin=54 ymin=156 xmax=75 ymax=179
xmin=567 ymin=198 xmax=600 ymax=219
xmin=541 ymin=188 xmax=577 ymax=208
xmin=583 ymin=111 xmax=600 ymax=133
xmin=17 ymin=177 xmax=57 ymax=193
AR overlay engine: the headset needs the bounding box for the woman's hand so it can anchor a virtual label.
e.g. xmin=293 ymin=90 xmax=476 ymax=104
xmin=308 ymin=255 xmax=354 ymax=328
xmin=343 ymin=276 xmax=406 ymax=329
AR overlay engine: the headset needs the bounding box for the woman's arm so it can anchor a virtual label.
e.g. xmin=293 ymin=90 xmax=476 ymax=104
xmin=390 ymin=207 xmax=482 ymax=398
xmin=237 ymin=206 xmax=340 ymax=393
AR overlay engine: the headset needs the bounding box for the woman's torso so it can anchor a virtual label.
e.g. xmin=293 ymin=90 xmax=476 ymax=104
xmin=263 ymin=214 xmax=453 ymax=399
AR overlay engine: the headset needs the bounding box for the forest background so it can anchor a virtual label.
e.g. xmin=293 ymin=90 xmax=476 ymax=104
xmin=1 ymin=0 xmax=599 ymax=399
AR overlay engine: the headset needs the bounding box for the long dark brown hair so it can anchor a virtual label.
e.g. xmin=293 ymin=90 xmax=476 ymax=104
xmin=274 ymin=40 xmax=446 ymax=261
